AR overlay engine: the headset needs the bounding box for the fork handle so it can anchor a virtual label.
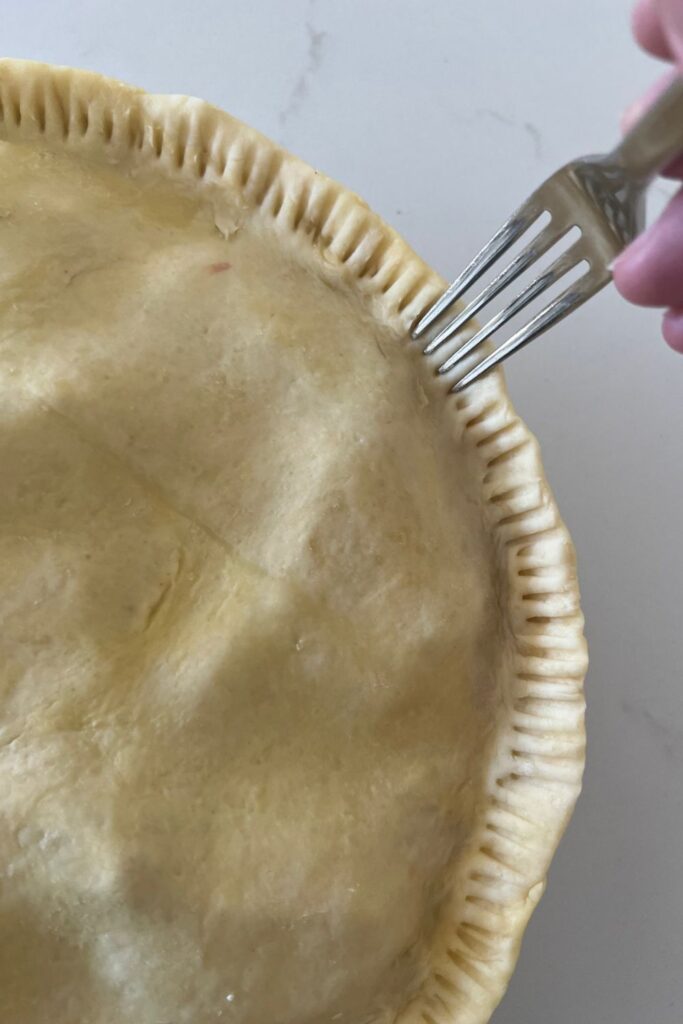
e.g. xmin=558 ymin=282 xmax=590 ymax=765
xmin=611 ymin=75 xmax=683 ymax=181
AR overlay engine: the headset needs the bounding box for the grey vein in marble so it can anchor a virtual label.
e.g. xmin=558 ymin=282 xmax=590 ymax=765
xmin=279 ymin=19 xmax=326 ymax=127
xmin=622 ymin=698 xmax=683 ymax=760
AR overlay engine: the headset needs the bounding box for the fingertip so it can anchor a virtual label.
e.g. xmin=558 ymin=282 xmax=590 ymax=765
xmin=614 ymin=188 xmax=683 ymax=307
xmin=632 ymin=0 xmax=673 ymax=59
xmin=662 ymin=308 xmax=683 ymax=351
xmin=659 ymin=0 xmax=683 ymax=65
xmin=612 ymin=234 xmax=653 ymax=305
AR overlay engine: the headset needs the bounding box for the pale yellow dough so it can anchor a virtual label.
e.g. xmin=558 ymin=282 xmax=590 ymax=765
xmin=0 ymin=61 xmax=587 ymax=1024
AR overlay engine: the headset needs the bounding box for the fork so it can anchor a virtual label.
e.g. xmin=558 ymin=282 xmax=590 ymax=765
xmin=412 ymin=77 xmax=683 ymax=391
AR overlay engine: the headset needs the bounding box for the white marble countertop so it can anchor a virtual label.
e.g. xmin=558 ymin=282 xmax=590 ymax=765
xmin=6 ymin=1 xmax=683 ymax=1021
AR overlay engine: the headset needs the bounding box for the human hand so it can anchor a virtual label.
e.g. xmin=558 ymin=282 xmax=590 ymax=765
xmin=612 ymin=0 xmax=683 ymax=352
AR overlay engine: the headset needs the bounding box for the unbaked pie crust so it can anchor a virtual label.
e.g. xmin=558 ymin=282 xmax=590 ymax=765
xmin=0 ymin=60 xmax=587 ymax=1024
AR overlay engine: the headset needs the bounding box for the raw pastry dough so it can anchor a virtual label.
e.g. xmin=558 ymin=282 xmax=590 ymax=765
xmin=0 ymin=61 xmax=587 ymax=1024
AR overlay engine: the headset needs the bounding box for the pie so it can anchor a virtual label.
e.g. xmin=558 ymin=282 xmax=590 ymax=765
xmin=0 ymin=60 xmax=587 ymax=1024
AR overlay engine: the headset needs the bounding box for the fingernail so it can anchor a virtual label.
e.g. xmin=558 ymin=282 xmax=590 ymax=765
xmin=611 ymin=230 xmax=656 ymax=302
xmin=608 ymin=252 xmax=624 ymax=273
xmin=610 ymin=251 xmax=624 ymax=273
xmin=613 ymin=230 xmax=649 ymax=271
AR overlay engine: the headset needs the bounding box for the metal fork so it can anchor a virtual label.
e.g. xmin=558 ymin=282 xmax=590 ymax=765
xmin=412 ymin=77 xmax=683 ymax=391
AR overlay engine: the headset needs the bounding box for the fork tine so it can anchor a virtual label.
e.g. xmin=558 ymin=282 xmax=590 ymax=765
xmin=438 ymin=247 xmax=582 ymax=375
xmin=423 ymin=222 xmax=572 ymax=355
xmin=411 ymin=200 xmax=543 ymax=338
xmin=450 ymin=272 xmax=605 ymax=393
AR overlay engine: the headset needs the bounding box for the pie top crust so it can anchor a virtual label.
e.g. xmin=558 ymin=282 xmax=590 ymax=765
xmin=0 ymin=60 xmax=587 ymax=1024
